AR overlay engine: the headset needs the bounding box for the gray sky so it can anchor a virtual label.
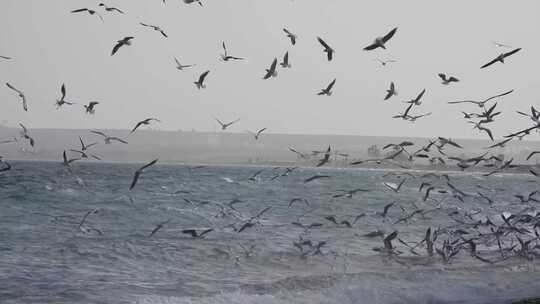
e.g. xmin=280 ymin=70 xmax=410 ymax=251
xmin=0 ymin=0 xmax=538 ymax=139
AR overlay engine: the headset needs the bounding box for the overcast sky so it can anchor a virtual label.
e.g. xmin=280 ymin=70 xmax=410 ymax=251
xmin=0 ymin=0 xmax=538 ymax=139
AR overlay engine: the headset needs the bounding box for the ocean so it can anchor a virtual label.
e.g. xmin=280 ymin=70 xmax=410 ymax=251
xmin=1 ymin=161 xmax=539 ymax=304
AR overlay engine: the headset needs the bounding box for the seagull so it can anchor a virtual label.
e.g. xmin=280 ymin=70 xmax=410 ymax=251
xmin=263 ymin=58 xmax=278 ymax=79
xmin=215 ymin=118 xmax=240 ymax=130
xmin=98 ymin=3 xmax=124 ymax=14
xmin=392 ymin=102 xmax=414 ymax=120
xmin=6 ymin=83 xmax=27 ymax=111
xmin=280 ymin=51 xmax=291 ymax=68
xmin=183 ymin=0 xmax=203 ymax=6
xmin=526 ymin=151 xmax=540 ymax=161
xmin=364 ymin=27 xmax=398 ymax=51
xmin=289 ymin=198 xmax=310 ymax=207
xmin=69 ymin=149 xmax=101 ymax=160
xmin=373 ymin=59 xmax=396 ymax=66
xmin=19 ymin=123 xmax=34 ymax=147
xmin=404 ymin=89 xmax=426 ymax=105
xmin=438 ymin=73 xmax=459 ymax=85
xmin=447 ymin=89 xmax=514 ymax=108
xmin=316 ymin=146 xmax=331 ymax=167
xmin=55 ymin=84 xmax=75 ymax=109
xmin=317 ymin=37 xmax=334 ymax=61
xmin=111 ymin=37 xmax=133 ymax=56
xmin=91 ymin=131 xmax=128 ymax=144
xmin=248 ymin=128 xmax=267 ymax=140
xmin=480 ymin=48 xmax=521 ymax=69
xmin=283 ymin=28 xmax=297 ymax=45
xmin=304 ymin=175 xmax=330 ymax=183
xmin=84 ymin=102 xmax=99 ymax=114
xmin=194 ymin=70 xmax=210 ymax=89
xmin=384 ymin=82 xmax=397 ymax=100
xmin=317 ymin=79 xmax=336 ymax=96
xmin=384 ymin=179 xmax=406 ymax=193
xmin=78 ymin=136 xmax=97 ymax=151
xmin=0 ymin=55 xmax=11 ymax=60
xmin=220 ymin=42 xmax=243 ymax=61
xmin=130 ymin=159 xmax=158 ymax=190
xmin=140 ymin=23 xmax=167 ymax=38
xmin=174 ymin=57 xmax=195 ymax=70
xmin=408 ymin=112 xmax=432 ymax=122
xmin=149 ymin=219 xmax=172 ymax=237
xmin=469 ymin=121 xmax=494 ymax=141
xmin=71 ymin=8 xmax=103 ymax=21
xmin=62 ymin=150 xmax=79 ymax=167
xmin=131 ymin=118 xmax=161 ymax=133
xmin=182 ymin=228 xmax=213 ymax=238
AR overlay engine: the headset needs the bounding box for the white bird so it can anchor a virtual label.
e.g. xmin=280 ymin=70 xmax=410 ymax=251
xmin=19 ymin=123 xmax=35 ymax=147
xmin=71 ymin=8 xmax=104 ymax=21
xmin=248 ymin=128 xmax=267 ymax=140
xmin=140 ymin=23 xmax=168 ymax=38
xmin=215 ymin=118 xmax=240 ymax=130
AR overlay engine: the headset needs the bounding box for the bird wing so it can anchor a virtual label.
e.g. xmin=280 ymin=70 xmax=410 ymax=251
xmin=363 ymin=43 xmax=379 ymax=51
xmin=159 ymin=30 xmax=168 ymax=38
xmin=226 ymin=118 xmax=240 ymax=127
xmin=110 ymin=137 xmax=128 ymax=144
xmin=71 ymin=8 xmax=89 ymax=13
xmin=270 ymin=58 xmax=277 ymax=71
xmin=317 ymin=37 xmax=330 ymax=49
xmin=140 ymin=22 xmax=151 ymax=27
xmin=283 ymin=52 xmax=289 ymax=63
xmin=415 ymin=89 xmax=426 ymax=102
xmin=139 ymin=158 xmax=158 ymax=171
xmin=526 ymin=151 xmax=540 ymax=160
xmin=111 ymin=41 xmax=123 ymax=56
xmin=90 ymin=130 xmax=107 ymax=137
xmin=483 ymin=89 xmax=513 ymax=103
xmin=326 ymin=79 xmax=336 ymax=91
xmin=174 ymin=57 xmax=181 ymax=67
xmin=448 ymin=76 xmax=459 ymax=82
xmin=129 ymin=171 xmax=141 ymax=190
xmin=257 ymin=128 xmax=267 ymax=136
xmin=181 ymin=229 xmax=197 ymax=237
xmin=131 ymin=121 xmax=143 ymax=133
xmin=382 ymin=27 xmax=398 ymax=43
xmin=199 ymin=70 xmax=210 ymax=83
xmin=6 ymin=82 xmax=22 ymax=95
xmin=447 ymin=100 xmax=478 ymax=105
xmin=503 ymin=48 xmax=521 ymax=58
xmin=480 ymin=57 xmax=499 ymax=69
xmin=214 ymin=118 xmax=225 ymax=126
xmin=438 ymin=73 xmax=446 ymax=81
xmin=60 ymin=84 xmax=66 ymax=100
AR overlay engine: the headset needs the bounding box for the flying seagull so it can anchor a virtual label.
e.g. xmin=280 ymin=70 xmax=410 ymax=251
xmin=215 ymin=118 xmax=240 ymax=130
xmin=480 ymin=48 xmax=521 ymax=69
xmin=438 ymin=73 xmax=459 ymax=85
xmin=19 ymin=123 xmax=35 ymax=147
xmin=131 ymin=118 xmax=161 ymax=133
xmin=194 ymin=70 xmax=210 ymax=89
xmin=280 ymin=51 xmax=291 ymax=68
xmin=90 ymin=130 xmax=128 ymax=144
xmin=55 ymin=84 xmax=75 ymax=109
xmin=111 ymin=37 xmax=133 ymax=56
xmin=98 ymin=3 xmax=124 ymax=14
xmin=130 ymin=158 xmax=158 ymax=190
xmin=317 ymin=37 xmax=334 ymax=61
xmin=183 ymin=0 xmax=203 ymax=6
xmin=404 ymin=89 xmax=426 ymax=105
xmin=492 ymin=41 xmax=512 ymax=48
xmin=317 ymin=79 xmax=336 ymax=96
xmin=220 ymin=42 xmax=243 ymax=61
xmin=283 ymin=28 xmax=297 ymax=45
xmin=174 ymin=57 xmax=195 ymax=70
xmin=84 ymin=102 xmax=99 ymax=114
xmin=69 ymin=149 xmax=101 ymax=160
xmin=71 ymin=8 xmax=104 ymax=21
xmin=140 ymin=23 xmax=168 ymax=38
xmin=248 ymin=128 xmax=267 ymax=140
xmin=6 ymin=82 xmax=27 ymax=111
xmin=384 ymin=82 xmax=397 ymax=100
xmin=364 ymin=27 xmax=398 ymax=51
xmin=263 ymin=58 xmax=278 ymax=79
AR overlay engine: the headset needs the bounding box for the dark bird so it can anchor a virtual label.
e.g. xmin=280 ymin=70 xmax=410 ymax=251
xmin=438 ymin=73 xmax=459 ymax=85
xmin=220 ymin=42 xmax=243 ymax=61
xmin=98 ymin=3 xmax=124 ymax=14
xmin=283 ymin=28 xmax=297 ymax=45
xmin=6 ymin=82 xmax=27 ymax=111
xmin=263 ymin=58 xmax=278 ymax=79
xmin=480 ymin=48 xmax=521 ymax=69
xmin=55 ymin=84 xmax=75 ymax=109
xmin=447 ymin=89 xmax=514 ymax=108
xmin=194 ymin=70 xmax=210 ymax=89
xmin=91 ymin=131 xmax=128 ymax=144
xmin=111 ymin=37 xmax=134 ymax=56
xmin=248 ymin=128 xmax=267 ymax=140
xmin=392 ymin=102 xmax=414 ymax=120
xmin=0 ymin=55 xmax=11 ymax=60
xmin=174 ymin=57 xmax=195 ymax=70
xmin=280 ymin=51 xmax=291 ymax=68
xmin=84 ymin=101 xmax=99 ymax=114
xmin=140 ymin=23 xmax=168 ymax=38
xmin=316 ymin=146 xmax=331 ymax=167
xmin=131 ymin=118 xmax=161 ymax=133
xmin=215 ymin=118 xmax=240 ymax=130
xmin=303 ymin=175 xmax=330 ymax=183
xmin=317 ymin=79 xmax=336 ymax=96
xmin=130 ymin=159 xmax=158 ymax=190
xmin=364 ymin=27 xmax=398 ymax=51
xmin=149 ymin=219 xmax=171 ymax=237
xmin=71 ymin=8 xmax=103 ymax=21
xmin=526 ymin=151 xmax=540 ymax=161
xmin=62 ymin=150 xmax=79 ymax=167
xmin=0 ymin=159 xmax=11 ymax=172
xmin=183 ymin=0 xmax=203 ymax=6
xmin=19 ymin=123 xmax=34 ymax=147
xmin=384 ymin=82 xmax=397 ymax=100
xmin=404 ymin=89 xmax=426 ymax=105
xmin=379 ymin=202 xmax=395 ymax=218
xmin=317 ymin=37 xmax=334 ymax=61
xmin=182 ymin=228 xmax=213 ymax=238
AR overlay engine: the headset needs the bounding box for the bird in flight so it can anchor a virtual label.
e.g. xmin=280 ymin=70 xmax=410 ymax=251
xmin=280 ymin=51 xmax=291 ymax=68
xmin=491 ymin=41 xmax=513 ymax=48
xmin=317 ymin=37 xmax=334 ymax=61
xmin=111 ymin=37 xmax=134 ymax=56
xmin=248 ymin=128 xmax=267 ymax=140
xmin=404 ymin=89 xmax=426 ymax=105
xmin=480 ymin=48 xmax=521 ymax=69
xmin=447 ymin=89 xmax=514 ymax=108
xmin=438 ymin=73 xmax=459 ymax=85
xmin=140 ymin=23 xmax=168 ymax=38
xmin=215 ymin=118 xmax=240 ymax=130
xmin=364 ymin=27 xmax=398 ymax=51
xmin=90 ymin=131 xmax=128 ymax=144
xmin=6 ymin=82 xmax=27 ymax=111
xmin=183 ymin=0 xmax=203 ymax=6
xmin=317 ymin=79 xmax=336 ymax=96
xmin=98 ymin=3 xmax=124 ymax=14
xmin=182 ymin=228 xmax=213 ymax=238
xmin=194 ymin=70 xmax=210 ymax=89
xmin=174 ymin=57 xmax=195 ymax=70
xmin=130 ymin=159 xmax=158 ymax=190
xmin=78 ymin=136 xmax=98 ymax=151
xmin=316 ymin=146 xmax=331 ymax=167
xmin=131 ymin=118 xmax=161 ymax=133
xmin=220 ymin=42 xmax=243 ymax=61
xmin=55 ymin=84 xmax=75 ymax=109
xmin=62 ymin=150 xmax=79 ymax=168
xmin=19 ymin=123 xmax=35 ymax=147
xmin=0 ymin=55 xmax=11 ymax=60
xmin=84 ymin=102 xmax=99 ymax=114
xmin=263 ymin=58 xmax=278 ymax=79
xmin=148 ymin=219 xmax=172 ymax=237
xmin=71 ymin=8 xmax=104 ymax=21
xmin=384 ymin=82 xmax=397 ymax=100
xmin=373 ymin=59 xmax=396 ymax=66
xmin=283 ymin=28 xmax=297 ymax=45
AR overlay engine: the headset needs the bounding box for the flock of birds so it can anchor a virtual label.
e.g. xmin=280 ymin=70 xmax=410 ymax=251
xmin=2 ymin=1 xmax=540 ymax=274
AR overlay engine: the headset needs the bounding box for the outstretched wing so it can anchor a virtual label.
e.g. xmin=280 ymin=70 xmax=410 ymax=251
xmin=199 ymin=70 xmax=210 ymax=83
xmin=480 ymin=56 xmax=499 ymax=69
xmin=326 ymin=79 xmax=336 ymax=91
xmin=382 ymin=27 xmax=398 ymax=43
xmin=503 ymin=48 xmax=521 ymax=58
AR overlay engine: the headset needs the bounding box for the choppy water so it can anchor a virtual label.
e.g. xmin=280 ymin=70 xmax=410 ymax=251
xmin=1 ymin=161 xmax=539 ymax=304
